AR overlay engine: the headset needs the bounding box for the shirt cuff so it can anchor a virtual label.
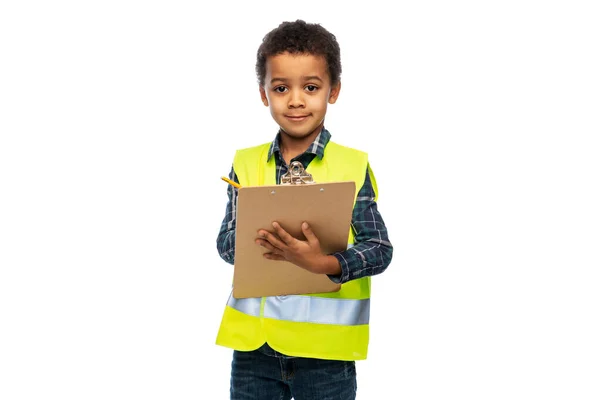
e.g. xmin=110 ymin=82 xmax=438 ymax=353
xmin=328 ymin=252 xmax=351 ymax=284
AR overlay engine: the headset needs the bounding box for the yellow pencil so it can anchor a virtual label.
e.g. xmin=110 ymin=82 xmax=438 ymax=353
xmin=221 ymin=176 xmax=242 ymax=189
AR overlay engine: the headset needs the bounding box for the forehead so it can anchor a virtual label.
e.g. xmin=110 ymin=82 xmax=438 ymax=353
xmin=265 ymin=52 xmax=329 ymax=82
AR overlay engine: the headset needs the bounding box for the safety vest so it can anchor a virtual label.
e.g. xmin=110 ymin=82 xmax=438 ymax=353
xmin=216 ymin=140 xmax=378 ymax=361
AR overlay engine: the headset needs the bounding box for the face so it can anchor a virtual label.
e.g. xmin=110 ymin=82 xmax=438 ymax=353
xmin=259 ymin=52 xmax=341 ymax=143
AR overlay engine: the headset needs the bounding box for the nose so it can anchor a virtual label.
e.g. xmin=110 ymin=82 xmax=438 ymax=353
xmin=287 ymin=89 xmax=305 ymax=108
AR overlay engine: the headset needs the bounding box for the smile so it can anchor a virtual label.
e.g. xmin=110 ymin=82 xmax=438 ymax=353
xmin=285 ymin=115 xmax=309 ymax=121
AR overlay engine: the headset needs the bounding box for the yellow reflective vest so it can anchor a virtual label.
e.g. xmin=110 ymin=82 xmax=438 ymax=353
xmin=216 ymin=140 xmax=378 ymax=361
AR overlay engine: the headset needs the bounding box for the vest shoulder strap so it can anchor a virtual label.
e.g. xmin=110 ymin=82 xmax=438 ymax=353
xmin=322 ymin=141 xmax=378 ymax=200
xmin=233 ymin=143 xmax=271 ymax=187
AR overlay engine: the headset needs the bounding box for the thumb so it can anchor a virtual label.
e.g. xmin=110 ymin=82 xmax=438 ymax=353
xmin=302 ymin=222 xmax=318 ymax=244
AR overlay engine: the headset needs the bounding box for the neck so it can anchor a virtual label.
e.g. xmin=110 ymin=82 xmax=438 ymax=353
xmin=279 ymin=123 xmax=323 ymax=165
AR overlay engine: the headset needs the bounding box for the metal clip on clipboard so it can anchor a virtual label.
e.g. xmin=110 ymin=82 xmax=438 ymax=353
xmin=280 ymin=161 xmax=315 ymax=185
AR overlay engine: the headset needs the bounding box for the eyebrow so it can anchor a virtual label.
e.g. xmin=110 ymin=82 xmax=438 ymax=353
xmin=270 ymin=76 xmax=324 ymax=85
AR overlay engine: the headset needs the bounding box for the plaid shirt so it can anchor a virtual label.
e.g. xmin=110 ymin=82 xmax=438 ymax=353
xmin=216 ymin=128 xmax=393 ymax=284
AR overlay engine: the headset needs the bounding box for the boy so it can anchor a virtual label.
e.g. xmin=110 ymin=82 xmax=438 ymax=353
xmin=216 ymin=20 xmax=393 ymax=400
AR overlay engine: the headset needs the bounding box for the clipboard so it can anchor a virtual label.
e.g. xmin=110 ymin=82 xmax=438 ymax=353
xmin=233 ymin=162 xmax=356 ymax=299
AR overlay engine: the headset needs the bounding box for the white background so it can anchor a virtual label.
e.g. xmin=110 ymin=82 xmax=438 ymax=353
xmin=1 ymin=1 xmax=599 ymax=399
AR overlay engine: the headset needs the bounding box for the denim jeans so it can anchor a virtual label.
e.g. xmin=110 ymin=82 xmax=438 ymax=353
xmin=230 ymin=343 xmax=357 ymax=400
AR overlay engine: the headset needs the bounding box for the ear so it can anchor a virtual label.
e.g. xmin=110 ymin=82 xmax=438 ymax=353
xmin=328 ymin=81 xmax=341 ymax=104
xmin=259 ymin=86 xmax=269 ymax=107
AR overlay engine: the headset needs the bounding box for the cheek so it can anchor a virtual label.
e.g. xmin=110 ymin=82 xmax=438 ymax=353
xmin=310 ymin=96 xmax=329 ymax=110
xmin=268 ymin=102 xmax=285 ymax=118
xmin=269 ymin=97 xmax=287 ymax=111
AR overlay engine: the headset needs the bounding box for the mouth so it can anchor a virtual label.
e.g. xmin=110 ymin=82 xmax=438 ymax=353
xmin=285 ymin=114 xmax=310 ymax=121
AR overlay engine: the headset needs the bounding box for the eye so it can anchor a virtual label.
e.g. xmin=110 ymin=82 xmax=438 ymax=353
xmin=305 ymin=85 xmax=318 ymax=92
xmin=274 ymin=86 xmax=288 ymax=93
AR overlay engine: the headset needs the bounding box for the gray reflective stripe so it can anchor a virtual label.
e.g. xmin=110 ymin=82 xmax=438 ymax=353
xmin=264 ymin=296 xmax=370 ymax=326
xmin=227 ymin=294 xmax=261 ymax=317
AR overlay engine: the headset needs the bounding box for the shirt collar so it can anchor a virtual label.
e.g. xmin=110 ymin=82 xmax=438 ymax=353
xmin=267 ymin=127 xmax=331 ymax=162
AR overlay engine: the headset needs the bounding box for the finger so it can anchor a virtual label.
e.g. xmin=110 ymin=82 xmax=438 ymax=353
xmin=255 ymin=239 xmax=282 ymax=254
xmin=263 ymin=253 xmax=286 ymax=261
xmin=272 ymin=222 xmax=296 ymax=245
xmin=301 ymin=222 xmax=319 ymax=245
xmin=257 ymin=229 xmax=287 ymax=250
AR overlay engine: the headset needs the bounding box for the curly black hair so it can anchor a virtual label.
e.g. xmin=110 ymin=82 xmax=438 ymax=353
xmin=256 ymin=20 xmax=342 ymax=87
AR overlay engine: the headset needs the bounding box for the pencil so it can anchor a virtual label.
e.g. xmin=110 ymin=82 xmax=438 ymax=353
xmin=221 ymin=176 xmax=242 ymax=189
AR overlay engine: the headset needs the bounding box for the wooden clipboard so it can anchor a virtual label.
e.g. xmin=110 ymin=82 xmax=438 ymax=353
xmin=233 ymin=162 xmax=356 ymax=298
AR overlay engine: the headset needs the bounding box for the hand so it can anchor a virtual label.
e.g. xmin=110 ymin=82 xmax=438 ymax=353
xmin=256 ymin=222 xmax=341 ymax=275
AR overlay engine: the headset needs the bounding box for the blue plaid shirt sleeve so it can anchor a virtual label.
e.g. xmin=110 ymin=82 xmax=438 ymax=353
xmin=216 ymin=166 xmax=238 ymax=265
xmin=330 ymin=168 xmax=393 ymax=284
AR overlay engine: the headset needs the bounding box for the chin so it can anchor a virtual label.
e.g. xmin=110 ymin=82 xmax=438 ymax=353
xmin=281 ymin=129 xmax=316 ymax=139
xmin=280 ymin=123 xmax=321 ymax=137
